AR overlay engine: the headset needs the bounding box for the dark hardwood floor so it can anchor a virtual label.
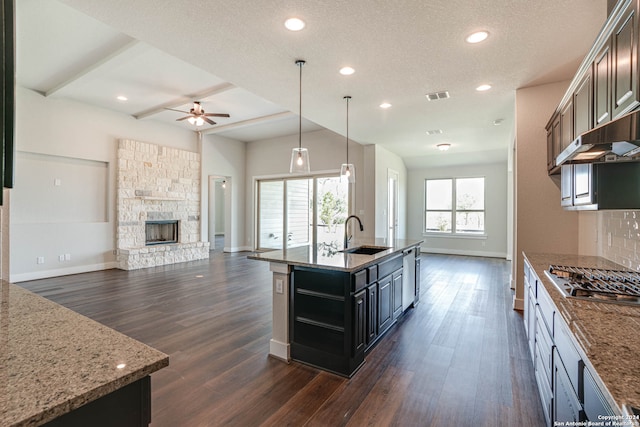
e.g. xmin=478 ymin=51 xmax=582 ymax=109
xmin=18 ymin=253 xmax=545 ymax=426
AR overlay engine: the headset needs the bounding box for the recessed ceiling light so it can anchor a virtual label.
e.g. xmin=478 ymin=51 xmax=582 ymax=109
xmin=466 ymin=31 xmax=489 ymax=44
xmin=284 ymin=17 xmax=305 ymax=31
xmin=476 ymin=84 xmax=492 ymax=92
xmin=339 ymin=66 xmax=355 ymax=76
xmin=437 ymin=143 xmax=451 ymax=151
xmin=116 ymin=95 xmax=128 ymax=101
xmin=379 ymin=102 xmax=392 ymax=109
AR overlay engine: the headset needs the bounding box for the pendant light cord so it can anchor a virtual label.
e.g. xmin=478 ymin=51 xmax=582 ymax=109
xmin=344 ymin=95 xmax=351 ymax=164
xmin=297 ymin=60 xmax=305 ymax=150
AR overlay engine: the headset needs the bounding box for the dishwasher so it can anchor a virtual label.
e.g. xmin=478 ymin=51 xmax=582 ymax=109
xmin=402 ymin=248 xmax=416 ymax=311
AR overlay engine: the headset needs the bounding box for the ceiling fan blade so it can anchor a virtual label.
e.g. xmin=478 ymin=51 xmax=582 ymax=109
xmin=203 ymin=117 xmax=216 ymax=125
xmin=204 ymin=113 xmax=230 ymax=118
xmin=176 ymin=116 xmax=191 ymax=121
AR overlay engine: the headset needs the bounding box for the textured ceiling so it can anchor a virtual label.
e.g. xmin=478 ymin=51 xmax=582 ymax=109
xmin=19 ymin=0 xmax=607 ymax=168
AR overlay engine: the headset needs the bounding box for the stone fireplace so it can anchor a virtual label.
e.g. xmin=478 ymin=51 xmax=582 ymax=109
xmin=116 ymin=139 xmax=209 ymax=270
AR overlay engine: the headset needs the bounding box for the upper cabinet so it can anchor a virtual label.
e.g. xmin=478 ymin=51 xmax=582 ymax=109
xmin=594 ymin=42 xmax=612 ymax=126
xmin=547 ymin=0 xmax=640 ymax=175
xmin=612 ymin=0 xmax=640 ymax=118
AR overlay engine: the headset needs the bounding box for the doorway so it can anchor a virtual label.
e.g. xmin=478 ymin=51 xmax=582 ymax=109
xmin=208 ymin=176 xmax=228 ymax=252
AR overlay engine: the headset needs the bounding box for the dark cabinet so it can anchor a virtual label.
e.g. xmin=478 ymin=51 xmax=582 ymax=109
xmin=392 ymin=269 xmax=403 ymax=319
xmin=547 ymin=113 xmax=561 ymax=174
xmin=574 ymin=69 xmax=593 ymax=137
xmin=560 ymin=98 xmax=575 ymax=152
xmin=612 ymin=0 xmax=640 ymax=118
xmin=366 ymin=283 xmax=377 ymax=344
xmin=594 ymin=42 xmax=612 ymax=126
xmin=378 ymin=274 xmax=393 ymax=333
xmin=353 ymin=289 xmax=366 ymax=356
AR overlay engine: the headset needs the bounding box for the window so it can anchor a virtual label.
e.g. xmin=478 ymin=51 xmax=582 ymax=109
xmin=257 ymin=175 xmax=349 ymax=250
xmin=425 ymin=177 xmax=485 ymax=234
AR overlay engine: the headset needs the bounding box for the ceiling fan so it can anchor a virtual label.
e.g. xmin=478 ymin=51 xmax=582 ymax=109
xmin=166 ymin=101 xmax=230 ymax=126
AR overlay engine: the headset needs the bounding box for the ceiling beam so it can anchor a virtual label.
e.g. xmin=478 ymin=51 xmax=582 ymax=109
xmin=132 ymin=83 xmax=236 ymax=119
xmin=201 ymin=111 xmax=294 ymax=135
xmin=45 ymin=38 xmax=139 ymax=97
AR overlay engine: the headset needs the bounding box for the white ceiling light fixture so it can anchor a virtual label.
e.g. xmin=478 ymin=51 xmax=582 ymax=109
xmin=290 ymin=60 xmax=311 ymax=174
xmin=340 ymin=96 xmax=355 ymax=183
xmin=465 ymin=31 xmax=489 ymax=44
xmin=116 ymin=95 xmax=128 ymax=101
xmin=339 ymin=66 xmax=355 ymax=76
xmin=437 ymin=143 xmax=451 ymax=151
xmin=476 ymin=84 xmax=492 ymax=91
xmin=379 ymin=102 xmax=392 ymax=109
xmin=284 ymin=17 xmax=305 ymax=31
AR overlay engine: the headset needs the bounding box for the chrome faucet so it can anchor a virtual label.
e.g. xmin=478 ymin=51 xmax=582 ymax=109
xmin=344 ymin=215 xmax=364 ymax=249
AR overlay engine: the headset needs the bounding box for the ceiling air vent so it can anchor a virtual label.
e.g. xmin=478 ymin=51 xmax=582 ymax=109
xmin=426 ymin=129 xmax=443 ymax=135
xmin=425 ymin=91 xmax=450 ymax=101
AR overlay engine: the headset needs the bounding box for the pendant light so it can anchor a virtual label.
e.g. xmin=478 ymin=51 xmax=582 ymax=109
xmin=290 ymin=60 xmax=311 ymax=173
xmin=340 ymin=95 xmax=355 ymax=183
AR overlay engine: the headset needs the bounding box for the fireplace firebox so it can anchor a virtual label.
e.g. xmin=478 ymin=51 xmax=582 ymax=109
xmin=145 ymin=220 xmax=179 ymax=246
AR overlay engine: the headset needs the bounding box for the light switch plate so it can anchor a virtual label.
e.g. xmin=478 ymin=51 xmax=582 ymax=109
xmin=275 ymin=279 xmax=284 ymax=294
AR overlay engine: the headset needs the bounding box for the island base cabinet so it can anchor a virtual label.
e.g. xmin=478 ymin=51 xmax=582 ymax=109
xmin=43 ymin=376 xmax=151 ymax=427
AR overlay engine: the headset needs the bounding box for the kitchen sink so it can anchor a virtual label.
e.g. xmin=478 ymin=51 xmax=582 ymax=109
xmin=341 ymin=245 xmax=390 ymax=255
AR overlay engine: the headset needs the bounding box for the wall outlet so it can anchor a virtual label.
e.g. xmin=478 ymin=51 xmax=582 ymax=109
xmin=37 ymin=256 xmax=45 ymax=264
xmin=64 ymin=253 xmax=71 ymax=261
xmin=275 ymin=279 xmax=284 ymax=294
xmin=607 ymin=232 xmax=612 ymax=247
xmin=54 ymin=178 xmax=61 ymax=186
xmin=58 ymin=254 xmax=65 ymax=262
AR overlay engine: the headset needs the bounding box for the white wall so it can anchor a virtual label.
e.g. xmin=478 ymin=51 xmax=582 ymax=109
xmin=10 ymin=87 xmax=197 ymax=281
xmin=371 ymin=145 xmax=407 ymax=240
xmin=408 ymin=162 xmax=509 ymax=258
xmin=200 ymin=133 xmax=246 ymax=251
xmin=245 ymin=129 xmax=365 ymax=248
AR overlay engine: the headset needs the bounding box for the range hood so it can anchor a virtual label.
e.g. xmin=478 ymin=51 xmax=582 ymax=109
xmin=555 ymin=109 xmax=640 ymax=166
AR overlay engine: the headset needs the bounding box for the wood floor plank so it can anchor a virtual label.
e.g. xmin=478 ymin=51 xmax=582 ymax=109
xmin=18 ymin=253 xmax=546 ymax=427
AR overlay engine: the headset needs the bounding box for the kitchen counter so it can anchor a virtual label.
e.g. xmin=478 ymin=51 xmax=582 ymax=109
xmin=523 ymin=253 xmax=640 ymax=416
xmin=0 ymin=281 xmax=169 ymax=426
xmin=248 ymin=238 xmax=422 ymax=271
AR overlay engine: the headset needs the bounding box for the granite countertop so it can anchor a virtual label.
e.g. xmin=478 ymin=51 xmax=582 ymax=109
xmin=248 ymin=238 xmax=423 ymax=272
xmin=524 ymin=253 xmax=640 ymax=416
xmin=0 ymin=281 xmax=169 ymax=427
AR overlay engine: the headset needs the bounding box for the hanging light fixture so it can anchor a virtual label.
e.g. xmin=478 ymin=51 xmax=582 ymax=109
xmin=290 ymin=60 xmax=311 ymax=173
xmin=340 ymin=96 xmax=355 ymax=183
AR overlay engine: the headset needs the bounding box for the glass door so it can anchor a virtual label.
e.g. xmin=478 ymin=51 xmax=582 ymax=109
xmin=256 ymin=175 xmax=348 ymax=251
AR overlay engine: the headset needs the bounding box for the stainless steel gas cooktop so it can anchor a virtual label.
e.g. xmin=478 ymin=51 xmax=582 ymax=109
xmin=545 ymin=265 xmax=640 ymax=305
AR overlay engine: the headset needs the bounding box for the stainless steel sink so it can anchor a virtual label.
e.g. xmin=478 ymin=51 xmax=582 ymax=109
xmin=340 ymin=245 xmax=390 ymax=255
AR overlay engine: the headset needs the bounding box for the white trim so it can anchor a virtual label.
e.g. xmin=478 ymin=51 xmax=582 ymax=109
xmin=269 ymin=339 xmax=291 ymax=362
xmin=420 ymin=246 xmax=507 ymax=259
xmin=223 ymin=246 xmax=252 ymax=252
xmin=513 ymin=295 xmax=524 ymax=311
xmin=423 ymin=233 xmax=487 ymax=240
xmin=11 ymin=262 xmax=118 ymax=283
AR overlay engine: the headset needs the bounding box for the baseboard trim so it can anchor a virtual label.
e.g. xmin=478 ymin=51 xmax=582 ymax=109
xmin=512 ymin=295 xmax=524 ymax=311
xmin=224 ymin=246 xmax=252 ymax=253
xmin=11 ymin=262 xmax=119 ymax=283
xmin=269 ymin=339 xmax=290 ymax=362
xmin=420 ymin=247 xmax=507 ymax=259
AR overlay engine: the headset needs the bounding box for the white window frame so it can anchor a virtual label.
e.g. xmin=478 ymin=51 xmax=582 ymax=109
xmin=423 ymin=176 xmax=486 ymax=237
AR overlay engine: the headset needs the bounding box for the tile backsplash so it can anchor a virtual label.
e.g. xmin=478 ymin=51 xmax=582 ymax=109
xmin=601 ymin=211 xmax=640 ymax=270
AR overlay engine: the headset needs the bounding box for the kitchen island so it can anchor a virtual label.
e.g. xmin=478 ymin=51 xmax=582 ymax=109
xmin=249 ymin=238 xmax=422 ymax=377
xmin=523 ymin=253 xmax=640 ymax=425
xmin=0 ymin=281 xmax=168 ymax=426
